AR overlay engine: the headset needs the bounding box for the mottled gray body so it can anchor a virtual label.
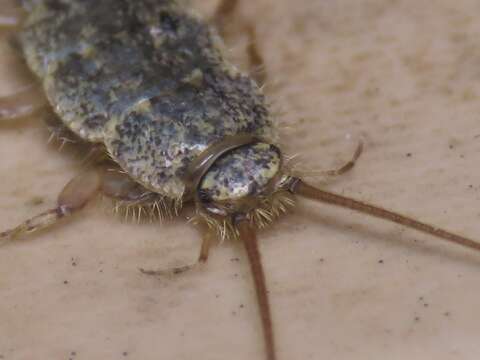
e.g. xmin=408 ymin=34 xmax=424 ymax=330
xmin=18 ymin=0 xmax=278 ymax=199
xmin=200 ymin=143 xmax=281 ymax=201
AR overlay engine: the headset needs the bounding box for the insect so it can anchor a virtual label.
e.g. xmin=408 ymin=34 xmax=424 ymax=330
xmin=1 ymin=0 xmax=479 ymax=359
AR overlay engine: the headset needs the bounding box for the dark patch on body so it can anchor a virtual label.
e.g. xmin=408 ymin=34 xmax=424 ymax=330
xmin=199 ymin=143 xmax=281 ymax=201
xmin=19 ymin=0 xmax=277 ymax=198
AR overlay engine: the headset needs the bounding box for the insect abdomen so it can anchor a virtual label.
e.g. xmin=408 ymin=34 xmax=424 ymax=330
xmin=19 ymin=0 xmax=277 ymax=198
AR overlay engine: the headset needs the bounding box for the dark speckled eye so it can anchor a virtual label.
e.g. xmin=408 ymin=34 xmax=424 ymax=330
xmin=197 ymin=189 xmax=212 ymax=203
xmin=159 ymin=11 xmax=179 ymax=33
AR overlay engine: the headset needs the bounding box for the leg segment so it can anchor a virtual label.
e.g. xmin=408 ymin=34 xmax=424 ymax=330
xmin=0 ymin=170 xmax=101 ymax=243
xmin=293 ymin=140 xmax=363 ymax=178
xmin=139 ymin=225 xmax=214 ymax=276
xmin=212 ymin=0 xmax=239 ymax=37
xmin=0 ymin=85 xmax=48 ymax=121
xmin=0 ymin=7 xmax=25 ymax=30
xmin=246 ymin=25 xmax=267 ymax=86
xmin=322 ymin=140 xmax=363 ymax=176
xmin=212 ymin=0 xmax=268 ymax=85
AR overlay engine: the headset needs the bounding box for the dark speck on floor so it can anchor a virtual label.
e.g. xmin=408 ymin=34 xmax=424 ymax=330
xmin=26 ymin=196 xmax=45 ymax=206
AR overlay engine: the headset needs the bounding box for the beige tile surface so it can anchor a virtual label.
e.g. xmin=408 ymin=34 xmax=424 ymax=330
xmin=1 ymin=1 xmax=480 ymax=359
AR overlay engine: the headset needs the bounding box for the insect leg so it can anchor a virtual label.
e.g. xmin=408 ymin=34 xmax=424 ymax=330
xmin=212 ymin=1 xmax=267 ymax=84
xmin=0 ymin=170 xmax=102 ymax=243
xmin=0 ymin=6 xmax=25 ymax=29
xmin=139 ymin=225 xmax=214 ymax=276
xmin=327 ymin=140 xmax=363 ymax=176
xmin=317 ymin=140 xmax=364 ymax=177
xmin=0 ymin=85 xmax=47 ymax=121
xmin=245 ymin=25 xmax=267 ymax=86
xmin=212 ymin=0 xmax=239 ymax=37
xmin=290 ymin=140 xmax=363 ymax=180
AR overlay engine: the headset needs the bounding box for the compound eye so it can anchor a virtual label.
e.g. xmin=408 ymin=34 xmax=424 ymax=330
xmin=197 ymin=189 xmax=212 ymax=203
xmin=159 ymin=11 xmax=180 ymax=33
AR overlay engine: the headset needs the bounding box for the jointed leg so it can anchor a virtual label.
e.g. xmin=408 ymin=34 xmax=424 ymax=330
xmin=198 ymin=227 xmax=213 ymax=262
xmin=323 ymin=140 xmax=363 ymax=176
xmin=213 ymin=0 xmax=268 ymax=85
xmin=246 ymin=25 xmax=267 ymax=86
xmin=0 ymin=85 xmax=48 ymax=121
xmin=212 ymin=0 xmax=239 ymax=37
xmin=139 ymin=225 xmax=215 ymax=276
xmin=0 ymin=7 xmax=25 ymax=30
xmin=0 ymin=170 xmax=102 ymax=243
xmin=295 ymin=140 xmax=364 ymax=178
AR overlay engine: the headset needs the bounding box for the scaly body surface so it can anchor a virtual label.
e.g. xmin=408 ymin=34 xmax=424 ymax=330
xmin=2 ymin=1 xmax=480 ymax=360
xmin=19 ymin=0 xmax=276 ymax=199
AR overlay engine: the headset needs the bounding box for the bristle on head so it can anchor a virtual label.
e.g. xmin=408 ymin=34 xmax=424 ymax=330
xmin=195 ymin=190 xmax=295 ymax=242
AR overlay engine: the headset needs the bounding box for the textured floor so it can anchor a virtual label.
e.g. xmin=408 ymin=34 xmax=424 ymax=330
xmin=1 ymin=1 xmax=480 ymax=359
